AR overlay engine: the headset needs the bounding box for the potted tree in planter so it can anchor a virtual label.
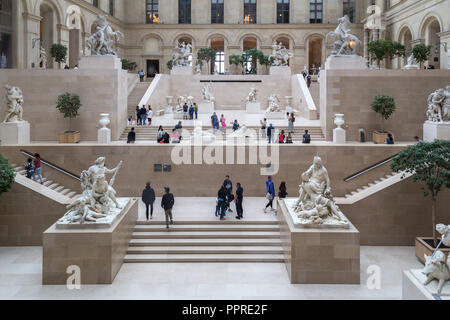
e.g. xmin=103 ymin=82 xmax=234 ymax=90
xmin=197 ymin=47 xmax=216 ymax=74
xmin=391 ymin=140 xmax=450 ymax=263
xmin=371 ymin=94 xmax=396 ymax=144
xmin=412 ymin=43 xmax=432 ymax=69
xmin=56 ymin=92 xmax=82 ymax=143
xmin=50 ymin=44 xmax=67 ymax=69
xmin=0 ymin=153 xmax=15 ymax=198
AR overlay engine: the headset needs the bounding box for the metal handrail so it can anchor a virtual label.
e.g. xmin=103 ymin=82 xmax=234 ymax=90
xmin=344 ymin=153 xmax=399 ymax=182
xmin=20 ymin=149 xmax=81 ymax=181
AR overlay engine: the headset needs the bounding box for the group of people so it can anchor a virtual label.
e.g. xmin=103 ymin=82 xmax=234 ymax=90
xmin=141 ymin=182 xmax=175 ymax=229
xmin=64 ymin=64 xmax=78 ymax=70
xmin=135 ymin=105 xmax=153 ymax=126
xmin=215 ymin=175 xmax=244 ymax=220
xmin=264 ymin=176 xmax=288 ymax=213
xmin=260 ymin=118 xmax=311 ymax=144
xmin=182 ymin=103 xmax=199 ymax=120
xmin=24 ymin=153 xmax=44 ymax=184
xmin=157 ymin=122 xmax=183 ymax=144
xmin=210 ymin=113 xmax=240 ymax=133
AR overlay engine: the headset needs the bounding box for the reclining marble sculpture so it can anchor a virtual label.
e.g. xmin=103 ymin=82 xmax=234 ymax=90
xmin=326 ymin=15 xmax=361 ymax=56
xmin=172 ymin=42 xmax=192 ymax=67
xmin=58 ymin=157 xmax=128 ymax=225
xmin=423 ymin=250 xmax=450 ymax=295
xmin=293 ymin=156 xmax=348 ymax=226
xmin=86 ymin=15 xmax=123 ymax=56
xmin=3 ymin=85 xmax=24 ymax=123
xmin=247 ymin=88 xmax=258 ymax=103
xmin=426 ymin=86 xmax=450 ymax=122
xmin=269 ymin=42 xmax=293 ymax=66
xmin=191 ymin=127 xmax=216 ymax=143
xmin=266 ymin=94 xmax=281 ymax=113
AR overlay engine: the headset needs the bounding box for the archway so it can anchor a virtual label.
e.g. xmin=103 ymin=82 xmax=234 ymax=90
xmin=243 ymin=36 xmax=257 ymax=74
xmin=424 ymin=19 xmax=441 ymax=69
xmin=307 ymin=36 xmax=322 ymax=74
xmin=211 ymin=37 xmax=225 ymax=74
xmin=398 ymin=27 xmax=412 ymax=69
xmin=66 ymin=5 xmax=83 ymax=68
xmin=40 ymin=2 xmax=56 ymax=68
xmin=143 ymin=36 xmax=162 ymax=77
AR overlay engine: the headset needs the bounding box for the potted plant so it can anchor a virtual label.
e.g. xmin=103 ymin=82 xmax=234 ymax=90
xmin=50 ymin=43 xmax=67 ymax=69
xmin=56 ymin=92 xmax=82 ymax=143
xmin=259 ymin=55 xmax=274 ymax=74
xmin=0 ymin=153 xmax=15 ymax=198
xmin=197 ymin=47 xmax=216 ymax=74
xmin=166 ymin=60 xmax=173 ymax=71
xmin=371 ymin=94 xmax=396 ymax=143
xmin=367 ymin=39 xmax=390 ymax=69
xmin=412 ymin=43 xmax=432 ymax=69
xmin=121 ymin=59 xmax=137 ymax=72
xmin=391 ymin=140 xmax=450 ymax=263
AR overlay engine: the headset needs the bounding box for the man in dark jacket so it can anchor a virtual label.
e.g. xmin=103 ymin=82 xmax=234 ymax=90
xmin=141 ymin=182 xmax=156 ymax=220
xmin=161 ymin=187 xmax=175 ymax=229
xmin=127 ymin=127 xmax=136 ymax=144
xmin=223 ymin=175 xmax=233 ymax=212
xmin=235 ymin=182 xmax=244 ymax=219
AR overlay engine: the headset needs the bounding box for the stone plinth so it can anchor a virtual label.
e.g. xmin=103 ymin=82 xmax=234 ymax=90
xmin=325 ymin=55 xmax=367 ymax=70
xmin=42 ymin=199 xmax=138 ymax=285
xmin=173 ymin=113 xmax=184 ymax=119
xmin=198 ymin=101 xmax=214 ymax=114
xmin=171 ymin=66 xmax=193 ymax=75
xmin=79 ymin=55 xmax=122 ymax=70
xmin=0 ymin=121 xmax=30 ymax=145
xmin=333 ymin=127 xmax=346 ymax=144
xmin=404 ymin=65 xmax=420 ymax=70
xmin=277 ymin=199 xmax=360 ymax=284
xmin=265 ymin=112 xmax=286 ymax=119
xmin=97 ymin=127 xmax=111 ymax=144
xmin=246 ymin=102 xmax=261 ymax=114
xmin=402 ymin=270 xmax=445 ymax=300
xmin=423 ymin=121 xmax=450 ymax=142
xmin=270 ymin=66 xmax=291 ymax=76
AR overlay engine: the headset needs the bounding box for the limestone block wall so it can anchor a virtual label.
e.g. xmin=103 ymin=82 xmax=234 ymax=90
xmin=320 ymin=69 xmax=450 ymax=141
xmin=0 ymin=69 xmax=128 ymax=142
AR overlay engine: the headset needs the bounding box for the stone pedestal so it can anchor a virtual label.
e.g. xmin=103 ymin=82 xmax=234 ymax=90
xmin=423 ymin=121 xmax=450 ymax=142
xmin=198 ymin=101 xmax=214 ymax=114
xmin=173 ymin=113 xmax=184 ymax=119
xmin=97 ymin=127 xmax=111 ymax=144
xmin=171 ymin=66 xmax=193 ymax=75
xmin=79 ymin=55 xmax=122 ymax=70
xmin=265 ymin=112 xmax=286 ymax=119
xmin=325 ymin=55 xmax=367 ymax=70
xmin=246 ymin=102 xmax=261 ymax=114
xmin=42 ymin=199 xmax=138 ymax=285
xmin=0 ymin=121 xmax=30 ymax=145
xmin=404 ymin=64 xmax=420 ymax=70
xmin=270 ymin=66 xmax=291 ymax=76
xmin=277 ymin=199 xmax=360 ymax=284
xmin=333 ymin=127 xmax=346 ymax=144
xmin=402 ymin=270 xmax=449 ymax=300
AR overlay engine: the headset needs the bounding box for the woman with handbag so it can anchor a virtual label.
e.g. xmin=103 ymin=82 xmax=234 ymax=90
xmin=264 ymin=176 xmax=276 ymax=213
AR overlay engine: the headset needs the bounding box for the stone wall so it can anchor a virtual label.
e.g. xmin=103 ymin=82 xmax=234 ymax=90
xmin=0 ymin=69 xmax=128 ymax=142
xmin=320 ymin=69 xmax=450 ymax=141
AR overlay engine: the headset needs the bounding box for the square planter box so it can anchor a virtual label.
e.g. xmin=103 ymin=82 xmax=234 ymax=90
xmin=372 ymin=131 xmax=389 ymax=144
xmin=58 ymin=131 xmax=80 ymax=144
xmin=415 ymin=236 xmax=450 ymax=264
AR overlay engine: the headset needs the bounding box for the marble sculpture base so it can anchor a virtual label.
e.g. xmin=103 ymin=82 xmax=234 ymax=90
xmin=325 ymin=55 xmax=367 ymax=70
xmin=270 ymin=66 xmax=291 ymax=76
xmin=79 ymin=55 xmax=122 ymax=70
xmin=423 ymin=121 xmax=450 ymax=142
xmin=265 ymin=111 xmax=286 ymax=119
xmin=171 ymin=66 xmax=193 ymax=75
xmin=0 ymin=121 xmax=30 ymax=145
xmin=198 ymin=101 xmax=214 ymax=114
xmin=246 ymin=102 xmax=261 ymax=114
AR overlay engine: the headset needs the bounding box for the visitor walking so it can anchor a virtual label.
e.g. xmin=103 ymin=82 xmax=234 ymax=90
xmin=157 ymin=126 xmax=164 ymax=143
xmin=267 ymin=123 xmax=275 ymax=144
xmin=386 ymin=133 xmax=395 ymax=144
xmin=140 ymin=105 xmax=147 ymax=125
xmin=127 ymin=127 xmax=136 ymax=144
xmin=33 ymin=153 xmax=43 ymax=184
xmin=288 ymin=113 xmax=295 ymax=131
xmin=194 ymin=103 xmax=198 ymax=119
xmin=306 ymin=74 xmax=312 ymax=88
xmin=1 ymin=52 xmax=7 ymax=69
xmin=25 ymin=158 xmax=34 ymax=179
xmin=235 ymin=182 xmax=244 ymax=219
xmin=147 ymin=106 xmax=153 ymax=125
xmin=260 ymin=118 xmax=267 ymax=138
xmin=161 ymin=187 xmax=175 ymax=229
xmin=264 ymin=176 xmax=276 ymax=213
xmin=302 ymin=130 xmax=311 ymax=144
xmin=232 ymin=120 xmax=240 ymax=132
xmin=211 ymin=112 xmax=219 ymax=132
xmin=136 ymin=106 xmax=141 ymax=125
xmin=217 ymin=185 xmax=227 ymax=221
xmin=189 ymin=104 xmax=194 ymax=120
xmin=278 ymin=130 xmax=285 ymax=144
xmin=141 ymin=182 xmax=156 ymax=220
xmin=278 ymin=181 xmax=288 ymax=199
xmin=138 ymin=69 xmax=145 ymax=82
xmin=223 ymin=175 xmax=233 ymax=212
xmin=183 ymin=103 xmax=189 ymax=120
xmin=220 ymin=114 xmax=227 ymax=133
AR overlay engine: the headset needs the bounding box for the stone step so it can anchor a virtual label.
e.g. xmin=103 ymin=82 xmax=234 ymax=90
xmin=48 ymin=183 xmax=60 ymax=190
xmin=129 ymin=238 xmax=282 ymax=246
xmin=132 ymin=231 xmax=281 ymax=239
xmin=127 ymin=246 xmax=284 ymax=255
xmin=134 ymin=224 xmax=280 ymax=232
xmin=54 ymin=186 xmax=65 ymax=193
xmin=136 ymin=220 xmax=279 ymax=225
xmin=67 ymin=191 xmax=77 ymax=198
xmin=124 ymin=253 xmax=285 ymax=263
xmin=60 ymin=188 xmax=71 ymax=196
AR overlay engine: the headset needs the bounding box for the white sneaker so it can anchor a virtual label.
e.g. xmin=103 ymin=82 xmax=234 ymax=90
xmin=263 ymin=208 xmax=267 ymax=213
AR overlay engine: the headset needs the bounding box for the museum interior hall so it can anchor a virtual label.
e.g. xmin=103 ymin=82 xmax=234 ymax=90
xmin=0 ymin=0 xmax=449 ymax=301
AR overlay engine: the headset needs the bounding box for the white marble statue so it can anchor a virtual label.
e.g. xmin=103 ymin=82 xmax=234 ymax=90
xmin=192 ymin=126 xmax=216 ymax=143
xmin=266 ymin=94 xmax=281 ymax=113
xmin=404 ymin=54 xmax=419 ymax=69
xmin=293 ymin=156 xmax=348 ymax=226
xmin=3 ymin=86 xmax=24 ymax=123
xmin=426 ymin=86 xmax=450 ymax=122
xmin=269 ymin=41 xmax=293 ymax=66
xmin=423 ymin=251 xmax=450 ymax=295
xmin=326 ymin=15 xmax=361 ymax=56
xmin=194 ymin=62 xmax=202 ymax=74
xmin=39 ymin=43 xmax=47 ymax=69
xmin=172 ymin=42 xmax=192 ymax=67
xmin=247 ymin=88 xmax=258 ymax=103
xmin=86 ymin=15 xmax=123 ymax=56
xmin=436 ymin=224 xmax=450 ymax=247
xmin=58 ymin=157 xmax=126 ymax=225
xmin=202 ymin=84 xmax=215 ymax=103
xmin=228 ymin=125 xmax=255 ymax=139
xmin=187 ymin=94 xmax=194 ymax=106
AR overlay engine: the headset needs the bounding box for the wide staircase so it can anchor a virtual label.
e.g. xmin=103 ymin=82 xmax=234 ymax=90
xmin=124 ymin=220 xmax=284 ymax=263
xmin=309 ymin=82 xmax=320 ymax=119
xmin=120 ymin=125 xmax=325 ymax=142
xmin=127 ymin=81 xmax=153 ymax=118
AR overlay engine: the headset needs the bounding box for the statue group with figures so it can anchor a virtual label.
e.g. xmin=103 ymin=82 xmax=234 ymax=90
xmin=172 ymin=42 xmax=192 ymax=67
xmin=3 ymin=85 xmax=24 ymax=123
xmin=58 ymin=157 xmax=127 ymax=225
xmin=326 ymin=15 xmax=361 ymax=56
xmin=270 ymin=41 xmax=293 ymax=66
xmin=86 ymin=15 xmax=123 ymax=56
xmin=266 ymin=94 xmax=281 ymax=113
xmin=426 ymin=86 xmax=450 ymax=123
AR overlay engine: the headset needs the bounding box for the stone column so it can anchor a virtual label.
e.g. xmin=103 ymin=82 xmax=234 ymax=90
xmin=363 ymin=29 xmax=369 ymax=62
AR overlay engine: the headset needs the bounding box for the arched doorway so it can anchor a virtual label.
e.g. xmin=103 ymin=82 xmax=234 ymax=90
xmin=66 ymin=5 xmax=83 ymax=68
xmin=143 ymin=36 xmax=161 ymax=77
xmin=243 ymin=36 xmax=257 ymax=74
xmin=211 ymin=37 xmax=225 ymax=74
xmin=398 ymin=27 xmax=412 ymax=69
xmin=423 ymin=19 xmax=441 ymax=69
xmin=307 ymin=36 xmax=322 ymax=74
xmin=40 ymin=2 xmax=56 ymax=68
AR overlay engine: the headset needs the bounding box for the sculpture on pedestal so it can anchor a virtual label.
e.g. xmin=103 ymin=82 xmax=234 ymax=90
xmin=228 ymin=125 xmax=255 ymax=138
xmin=3 ymin=86 xmax=24 ymax=123
xmin=423 ymin=251 xmax=450 ymax=295
xmin=436 ymin=224 xmax=450 ymax=247
xmin=172 ymin=42 xmax=192 ymax=67
xmin=202 ymin=84 xmax=215 ymax=103
xmin=246 ymin=88 xmax=258 ymax=102
xmin=192 ymin=127 xmax=216 ymax=143
xmin=39 ymin=43 xmax=47 ymax=69
xmin=326 ymin=15 xmax=361 ymax=56
xmin=426 ymin=86 xmax=450 ymax=122
xmin=293 ymin=156 xmax=348 ymax=226
xmin=404 ymin=54 xmax=419 ymax=69
xmin=86 ymin=15 xmax=123 ymax=56
xmin=266 ymin=94 xmax=281 ymax=113
xmin=58 ymin=157 xmax=125 ymax=224
xmin=269 ymin=42 xmax=293 ymax=66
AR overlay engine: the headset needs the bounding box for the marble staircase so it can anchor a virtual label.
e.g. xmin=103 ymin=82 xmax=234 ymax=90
xmin=124 ymin=220 xmax=284 ymax=263
xmin=309 ymin=82 xmax=321 ymax=119
xmin=127 ymin=81 xmax=153 ymax=118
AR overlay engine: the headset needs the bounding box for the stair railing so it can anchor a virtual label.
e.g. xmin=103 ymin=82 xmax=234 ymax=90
xmin=343 ymin=153 xmax=399 ymax=182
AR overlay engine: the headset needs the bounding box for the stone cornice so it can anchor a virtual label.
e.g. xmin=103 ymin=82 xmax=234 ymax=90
xmin=437 ymin=30 xmax=450 ymax=39
xmin=22 ymin=12 xmax=42 ymax=22
xmin=57 ymin=24 xmax=69 ymax=31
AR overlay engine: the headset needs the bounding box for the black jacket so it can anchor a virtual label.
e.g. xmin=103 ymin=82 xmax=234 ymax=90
xmin=223 ymin=179 xmax=232 ymax=194
xmin=127 ymin=131 xmax=136 ymax=142
xmin=218 ymin=188 xmax=227 ymax=202
xmin=236 ymin=187 xmax=243 ymax=200
xmin=161 ymin=193 xmax=175 ymax=209
xmin=142 ymin=186 xmax=155 ymax=204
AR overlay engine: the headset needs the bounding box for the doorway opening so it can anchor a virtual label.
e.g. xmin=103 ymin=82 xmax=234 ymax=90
xmin=146 ymin=60 xmax=160 ymax=78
